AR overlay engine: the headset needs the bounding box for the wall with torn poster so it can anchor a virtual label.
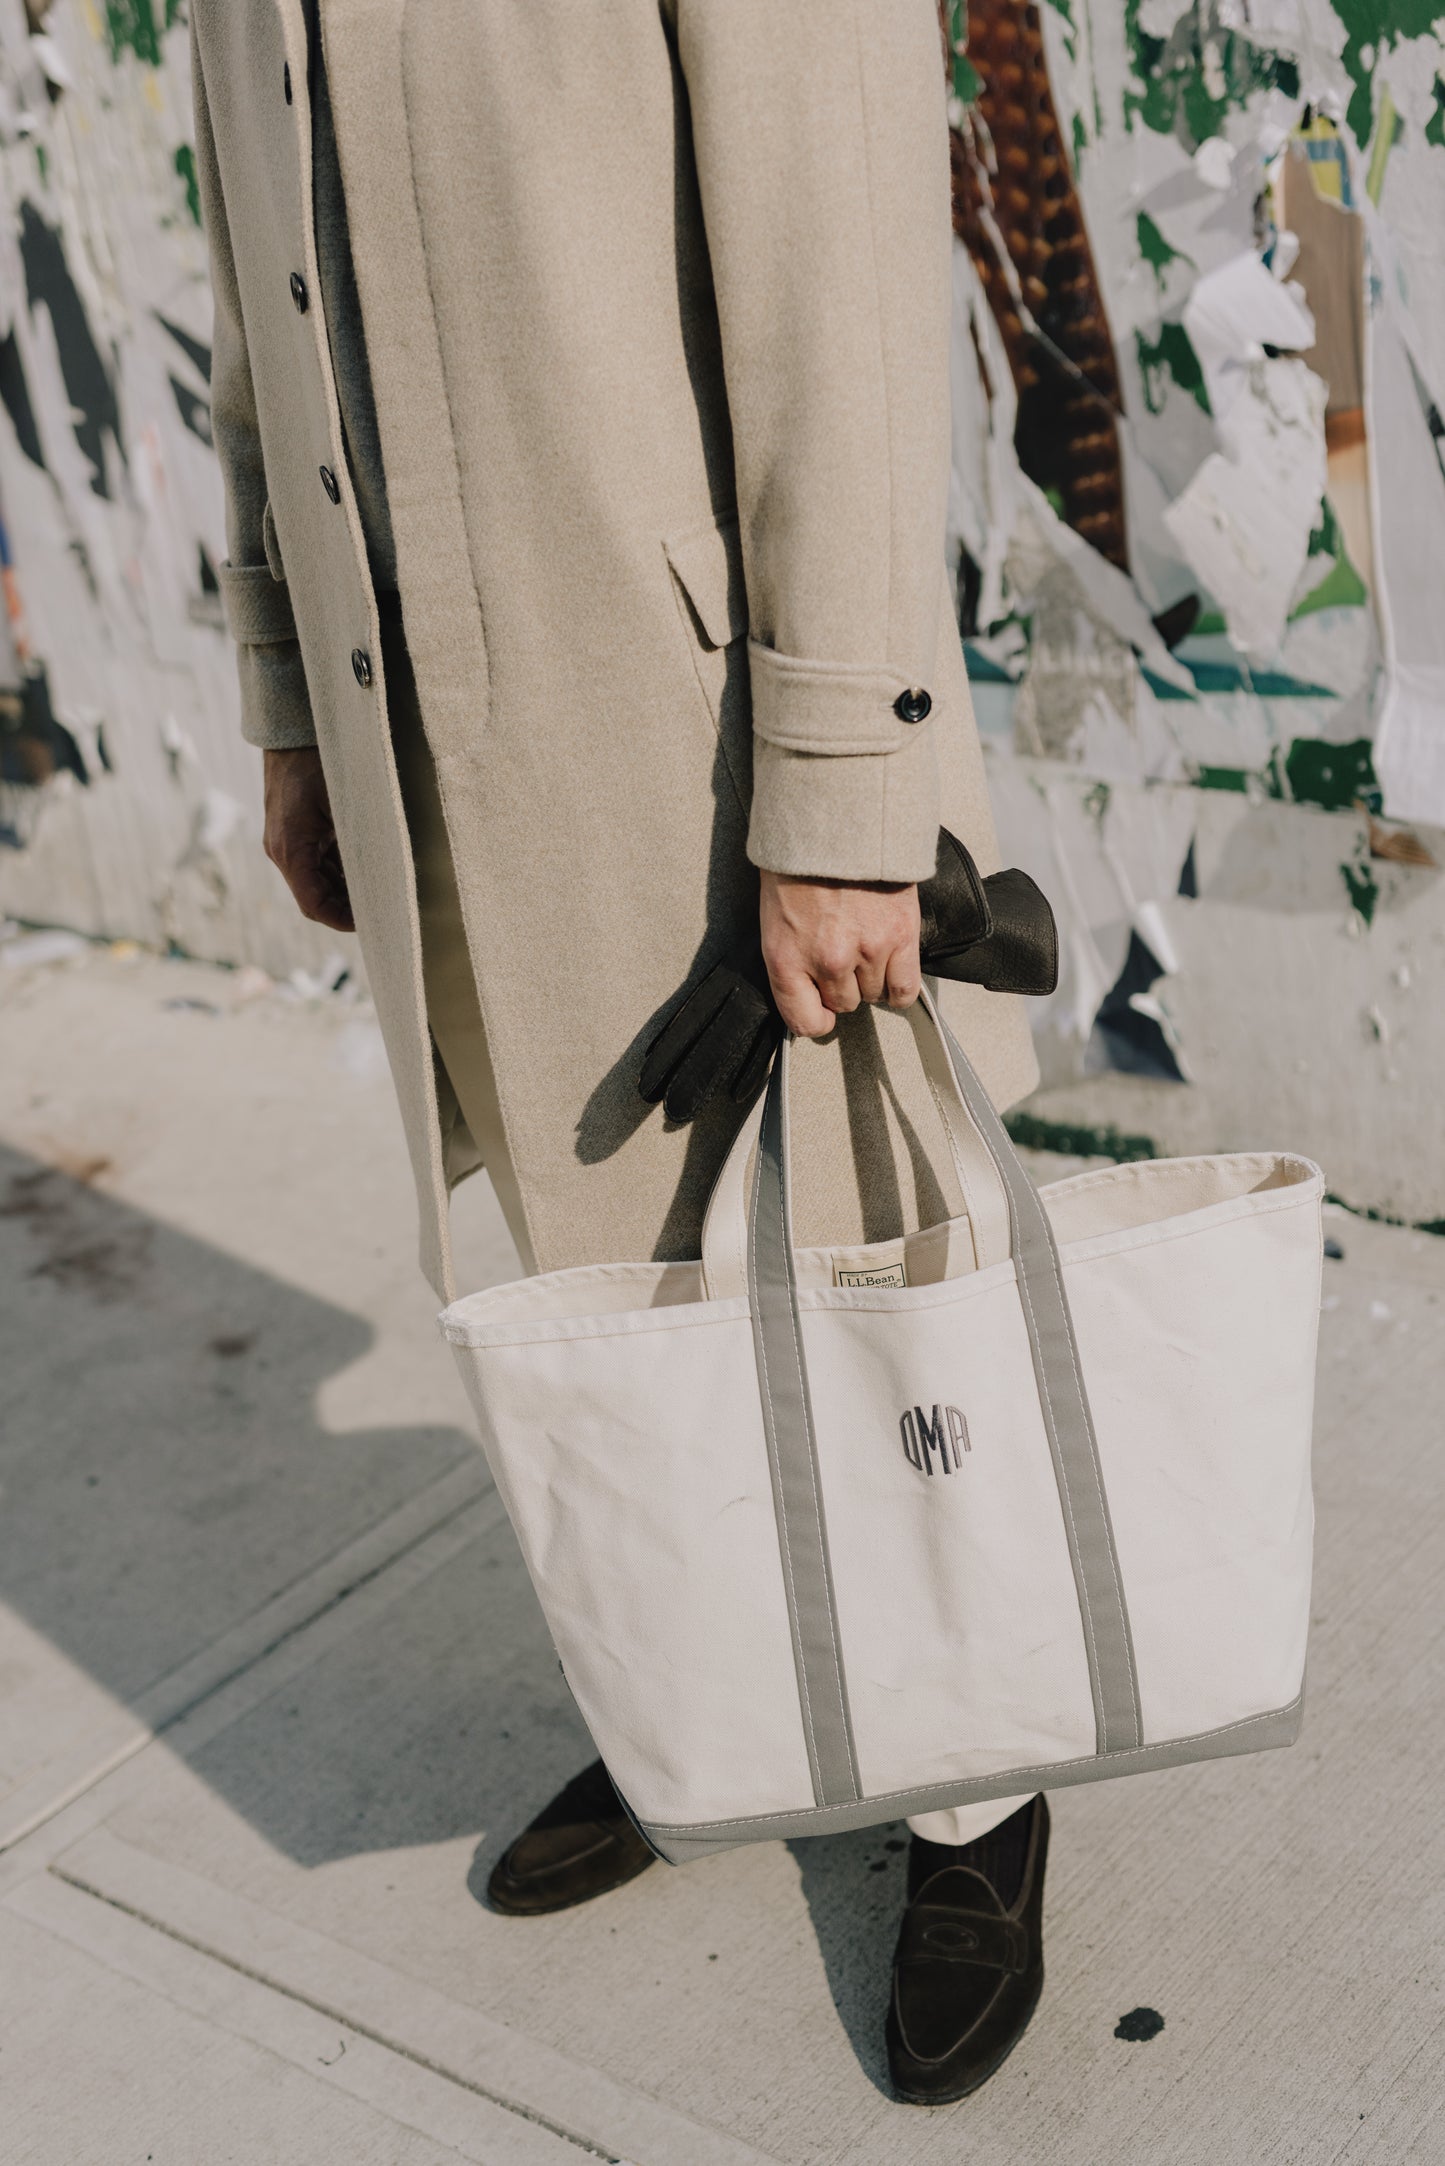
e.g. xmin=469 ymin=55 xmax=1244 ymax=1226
xmin=943 ymin=0 xmax=1445 ymax=1219
xmin=0 ymin=0 xmax=347 ymax=979
xmin=3 ymin=4 xmax=1445 ymax=1217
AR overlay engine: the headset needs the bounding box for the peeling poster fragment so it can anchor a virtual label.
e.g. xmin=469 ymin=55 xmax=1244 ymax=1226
xmin=18 ymin=201 xmax=123 ymax=498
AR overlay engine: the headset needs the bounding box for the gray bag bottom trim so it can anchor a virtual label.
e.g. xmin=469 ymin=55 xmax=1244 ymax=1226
xmin=633 ymin=1693 xmax=1304 ymax=1864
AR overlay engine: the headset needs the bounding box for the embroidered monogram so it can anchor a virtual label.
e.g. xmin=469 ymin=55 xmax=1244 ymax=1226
xmin=900 ymin=1403 xmax=970 ymax=1475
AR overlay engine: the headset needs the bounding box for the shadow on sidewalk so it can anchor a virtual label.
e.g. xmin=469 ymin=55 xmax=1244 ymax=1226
xmin=0 ymin=1139 xmax=508 ymax=1857
xmin=789 ymin=1825 xmax=910 ymax=2098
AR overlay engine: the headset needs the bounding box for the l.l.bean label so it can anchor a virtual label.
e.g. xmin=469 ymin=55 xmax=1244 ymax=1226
xmin=835 ymin=1259 xmax=907 ymax=1289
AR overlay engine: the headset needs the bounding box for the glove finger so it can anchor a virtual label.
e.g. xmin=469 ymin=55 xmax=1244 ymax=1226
xmin=663 ymin=985 xmax=772 ymax=1122
xmin=730 ymin=1011 xmax=784 ymax=1106
xmin=918 ymin=827 xmax=991 ymax=958
xmin=639 ymin=963 xmax=739 ymax=1102
xmin=927 ymin=868 xmax=1058 ymax=994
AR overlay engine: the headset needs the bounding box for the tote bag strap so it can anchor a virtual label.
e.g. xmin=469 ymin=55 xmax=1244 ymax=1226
xmin=699 ymin=990 xmax=1011 ymax=1303
xmin=705 ymin=990 xmax=1141 ymax=1809
xmin=913 ymin=994 xmax=1141 ymax=1756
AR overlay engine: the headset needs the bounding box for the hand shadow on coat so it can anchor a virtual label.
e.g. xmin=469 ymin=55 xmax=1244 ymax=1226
xmin=788 ymin=1823 xmax=912 ymax=2095
xmin=574 ymin=102 xmax=764 ymax=1257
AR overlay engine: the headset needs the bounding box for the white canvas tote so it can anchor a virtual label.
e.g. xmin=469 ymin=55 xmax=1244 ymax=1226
xmin=441 ymin=993 xmax=1323 ymax=1864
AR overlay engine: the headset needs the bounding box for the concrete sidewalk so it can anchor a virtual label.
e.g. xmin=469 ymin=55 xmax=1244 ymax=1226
xmin=1 ymin=941 xmax=1439 ymax=2165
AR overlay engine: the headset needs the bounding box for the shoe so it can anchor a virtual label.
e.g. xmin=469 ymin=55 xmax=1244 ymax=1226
xmin=886 ymin=1794 xmax=1050 ymax=2103
xmin=486 ymin=1758 xmax=658 ymax=1915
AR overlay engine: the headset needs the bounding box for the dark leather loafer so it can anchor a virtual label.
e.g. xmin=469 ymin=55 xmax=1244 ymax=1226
xmin=886 ymin=1794 xmax=1050 ymax=2103
xmin=487 ymin=1759 xmax=657 ymax=1916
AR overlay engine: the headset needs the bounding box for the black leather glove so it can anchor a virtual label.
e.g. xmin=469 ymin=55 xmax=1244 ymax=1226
xmin=638 ymin=941 xmax=779 ymax=1123
xmin=638 ymin=830 xmax=1058 ymax=1122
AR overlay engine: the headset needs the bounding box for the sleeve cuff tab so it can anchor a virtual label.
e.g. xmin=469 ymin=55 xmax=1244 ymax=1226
xmin=218 ymin=559 xmax=298 ymax=647
xmin=747 ymin=638 xmax=932 ymax=754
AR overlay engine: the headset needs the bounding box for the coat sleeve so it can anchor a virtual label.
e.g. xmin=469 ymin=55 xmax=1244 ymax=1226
xmin=669 ymin=0 xmax=953 ymax=882
xmin=190 ymin=14 xmax=316 ymax=751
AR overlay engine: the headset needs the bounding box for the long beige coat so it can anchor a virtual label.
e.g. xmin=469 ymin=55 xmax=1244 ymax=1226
xmin=190 ymin=0 xmax=1038 ymax=1298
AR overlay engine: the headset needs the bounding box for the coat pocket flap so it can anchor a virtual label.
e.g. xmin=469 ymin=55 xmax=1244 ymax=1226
xmin=664 ymin=509 xmax=748 ymax=651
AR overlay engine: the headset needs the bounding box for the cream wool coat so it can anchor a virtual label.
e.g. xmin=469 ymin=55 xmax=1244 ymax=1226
xmin=191 ymin=0 xmax=1038 ymax=1297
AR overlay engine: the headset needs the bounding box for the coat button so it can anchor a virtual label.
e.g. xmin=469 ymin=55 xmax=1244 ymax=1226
xmin=319 ymin=465 xmax=340 ymax=504
xmin=290 ymin=271 xmax=309 ymax=313
xmin=351 ymin=647 xmax=372 ymax=688
xmin=283 ymin=61 xmax=292 ymax=104
xmin=893 ymin=687 xmax=932 ymax=724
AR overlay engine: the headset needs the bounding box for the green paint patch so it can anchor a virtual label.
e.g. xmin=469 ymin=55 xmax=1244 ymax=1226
xmin=1005 ymin=1112 xmax=1159 ymax=1165
xmin=174 ymin=143 xmax=201 ymax=227
xmin=953 ymin=54 xmax=983 ymax=105
xmin=1331 ymin=1 xmax=1445 ymax=148
xmin=1124 ymin=1 xmax=1299 ymax=146
xmin=1190 ymin=660 xmax=1334 ymax=697
xmin=1146 ymin=660 xmax=1334 ymax=700
xmin=1043 ymin=0 xmax=1077 ymax=63
xmin=1295 ymin=500 xmax=1368 ymax=616
xmin=963 ymin=643 xmax=1014 ymax=685
xmin=1292 ymin=551 xmax=1368 ymax=617
xmin=1286 ymin=736 xmax=1376 ymax=811
xmin=104 ymin=0 xmax=184 ymax=66
xmin=1137 ymin=211 xmax=1191 ymax=288
xmin=1192 ymin=765 xmax=1252 ymax=792
xmin=1341 ymin=860 xmax=1379 ymax=924
xmin=1136 ymin=323 xmax=1211 ymax=417
xmin=1140 ymin=668 xmax=1196 ymax=703
xmin=1072 ymin=110 xmax=1088 ymax=169
xmin=1308 ymin=499 xmax=1344 ymax=558
xmin=1428 ymin=77 xmax=1445 ymax=149
xmin=943 ymin=1 xmax=979 ymax=110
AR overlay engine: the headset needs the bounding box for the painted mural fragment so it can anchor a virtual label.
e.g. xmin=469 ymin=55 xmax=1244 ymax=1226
xmin=941 ymin=0 xmax=1445 ymax=1087
xmin=0 ymin=0 xmax=340 ymax=974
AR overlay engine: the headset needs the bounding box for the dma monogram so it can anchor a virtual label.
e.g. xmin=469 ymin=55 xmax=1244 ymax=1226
xmin=900 ymin=1403 xmax=970 ymax=1477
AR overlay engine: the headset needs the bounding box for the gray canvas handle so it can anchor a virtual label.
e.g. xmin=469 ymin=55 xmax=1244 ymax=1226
xmin=707 ymin=991 xmax=1142 ymax=1808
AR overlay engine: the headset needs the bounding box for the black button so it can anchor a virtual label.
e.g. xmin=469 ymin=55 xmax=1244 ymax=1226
xmin=319 ymin=465 xmax=340 ymax=504
xmin=290 ymin=271 xmax=308 ymax=313
xmin=283 ymin=61 xmax=292 ymax=104
xmin=351 ymin=647 xmax=372 ymax=688
xmin=894 ymin=687 xmax=932 ymax=724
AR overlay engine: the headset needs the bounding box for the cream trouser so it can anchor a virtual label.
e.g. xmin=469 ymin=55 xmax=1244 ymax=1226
xmin=388 ymin=618 xmax=1029 ymax=1848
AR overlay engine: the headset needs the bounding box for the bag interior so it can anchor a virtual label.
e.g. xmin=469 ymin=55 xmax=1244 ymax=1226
xmin=443 ymin=1152 xmax=1317 ymax=1334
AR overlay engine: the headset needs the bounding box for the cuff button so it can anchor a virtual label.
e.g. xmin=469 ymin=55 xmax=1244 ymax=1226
xmin=894 ymin=687 xmax=932 ymax=724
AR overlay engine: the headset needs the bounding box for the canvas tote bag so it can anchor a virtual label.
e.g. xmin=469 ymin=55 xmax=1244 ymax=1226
xmin=441 ymin=991 xmax=1323 ymax=1864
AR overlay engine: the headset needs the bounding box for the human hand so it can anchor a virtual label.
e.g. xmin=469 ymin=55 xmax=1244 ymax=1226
xmin=759 ymin=870 xmax=921 ymax=1038
xmin=262 ymin=746 xmax=354 ymax=931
